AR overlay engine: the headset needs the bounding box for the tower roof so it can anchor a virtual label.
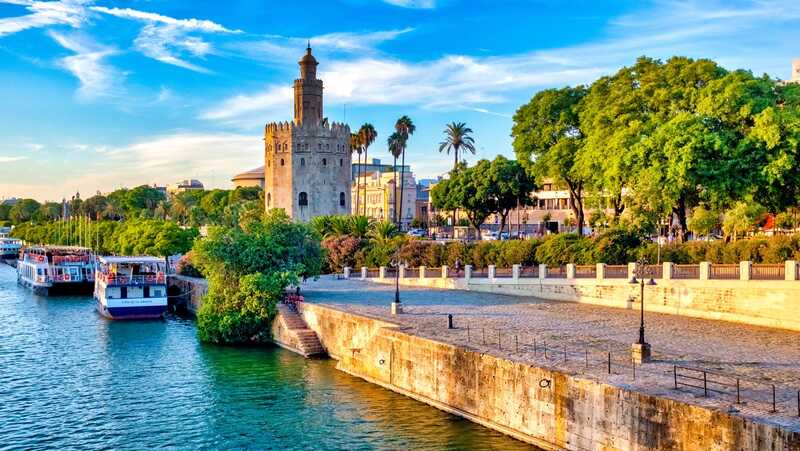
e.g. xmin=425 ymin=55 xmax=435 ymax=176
xmin=299 ymin=44 xmax=318 ymax=66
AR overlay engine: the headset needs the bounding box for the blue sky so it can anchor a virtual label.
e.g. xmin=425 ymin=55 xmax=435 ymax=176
xmin=1 ymin=0 xmax=800 ymax=201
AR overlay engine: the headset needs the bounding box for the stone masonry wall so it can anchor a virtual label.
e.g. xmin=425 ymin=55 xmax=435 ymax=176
xmin=300 ymin=302 xmax=800 ymax=450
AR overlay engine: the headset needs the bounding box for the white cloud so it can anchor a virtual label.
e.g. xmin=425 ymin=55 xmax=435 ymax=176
xmin=382 ymin=0 xmax=436 ymax=9
xmin=90 ymin=5 xmax=239 ymax=73
xmin=48 ymin=30 xmax=121 ymax=99
xmin=0 ymin=156 xmax=27 ymax=162
xmin=0 ymin=0 xmax=89 ymax=37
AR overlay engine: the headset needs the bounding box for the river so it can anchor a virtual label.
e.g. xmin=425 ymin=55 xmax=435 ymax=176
xmin=0 ymin=264 xmax=533 ymax=450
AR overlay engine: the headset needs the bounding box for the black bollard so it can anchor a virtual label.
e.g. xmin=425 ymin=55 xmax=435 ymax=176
xmin=447 ymin=314 xmax=454 ymax=329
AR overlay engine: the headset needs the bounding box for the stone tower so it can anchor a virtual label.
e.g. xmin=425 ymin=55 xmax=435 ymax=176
xmin=264 ymin=45 xmax=352 ymax=221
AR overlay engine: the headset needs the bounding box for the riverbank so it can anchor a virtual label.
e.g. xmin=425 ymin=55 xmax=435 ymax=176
xmin=300 ymin=277 xmax=800 ymax=450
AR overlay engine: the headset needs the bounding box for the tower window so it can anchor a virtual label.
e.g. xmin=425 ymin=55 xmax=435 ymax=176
xmin=318 ymin=143 xmax=322 ymax=150
xmin=326 ymin=143 xmax=330 ymax=150
xmin=304 ymin=143 xmax=308 ymax=150
xmin=267 ymin=193 xmax=271 ymax=207
xmin=322 ymin=158 xmax=327 ymax=166
xmin=339 ymin=192 xmax=346 ymax=207
xmin=339 ymin=158 xmax=343 ymax=167
xmin=301 ymin=157 xmax=305 ymax=166
xmin=284 ymin=143 xmax=288 ymax=151
xmin=299 ymin=192 xmax=308 ymax=206
xmin=280 ymin=158 xmax=285 ymax=166
xmin=267 ymin=160 xmax=271 ymax=168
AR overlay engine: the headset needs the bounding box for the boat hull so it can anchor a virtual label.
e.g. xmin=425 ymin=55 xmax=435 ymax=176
xmin=95 ymin=297 xmax=167 ymax=320
xmin=18 ymin=278 xmax=93 ymax=296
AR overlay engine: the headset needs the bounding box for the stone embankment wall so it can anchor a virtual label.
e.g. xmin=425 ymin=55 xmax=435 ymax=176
xmin=300 ymin=302 xmax=799 ymax=450
xmin=167 ymin=275 xmax=207 ymax=315
xmin=365 ymin=273 xmax=800 ymax=332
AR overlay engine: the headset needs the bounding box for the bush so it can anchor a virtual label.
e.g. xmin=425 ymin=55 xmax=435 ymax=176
xmin=176 ymin=251 xmax=203 ymax=278
xmin=321 ymin=235 xmax=362 ymax=272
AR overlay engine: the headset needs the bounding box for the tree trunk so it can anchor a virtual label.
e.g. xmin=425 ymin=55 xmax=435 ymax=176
xmin=354 ymin=152 xmax=361 ymax=215
xmin=612 ymin=191 xmax=624 ymax=221
xmin=673 ymin=195 xmax=688 ymax=242
xmin=362 ymin=147 xmax=369 ymax=216
xmin=566 ymin=180 xmax=585 ymax=236
xmin=499 ymin=211 xmax=509 ymax=239
xmin=399 ymin=149 xmax=406 ymax=230
xmin=393 ymin=156 xmax=398 ymax=225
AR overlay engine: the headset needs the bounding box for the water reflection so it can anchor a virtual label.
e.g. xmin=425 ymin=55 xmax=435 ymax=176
xmin=0 ymin=265 xmax=535 ymax=449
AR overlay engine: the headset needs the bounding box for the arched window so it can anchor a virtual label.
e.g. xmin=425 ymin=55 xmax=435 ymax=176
xmin=322 ymin=158 xmax=327 ymax=166
xmin=280 ymin=158 xmax=285 ymax=166
xmin=283 ymin=143 xmax=288 ymax=151
xmin=326 ymin=143 xmax=330 ymax=150
xmin=300 ymin=157 xmax=305 ymax=166
xmin=339 ymin=192 xmax=346 ymax=207
xmin=299 ymin=192 xmax=308 ymax=206
xmin=267 ymin=193 xmax=271 ymax=207
xmin=339 ymin=158 xmax=343 ymax=167
xmin=318 ymin=143 xmax=322 ymax=150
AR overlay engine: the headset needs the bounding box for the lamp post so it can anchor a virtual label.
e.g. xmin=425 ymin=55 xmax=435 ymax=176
xmin=390 ymin=254 xmax=402 ymax=315
xmin=629 ymin=259 xmax=656 ymax=363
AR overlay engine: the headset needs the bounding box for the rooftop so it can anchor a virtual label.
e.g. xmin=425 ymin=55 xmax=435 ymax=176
xmin=99 ymin=256 xmax=165 ymax=264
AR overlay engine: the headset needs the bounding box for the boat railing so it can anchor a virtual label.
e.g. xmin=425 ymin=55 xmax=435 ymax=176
xmin=98 ymin=273 xmax=166 ymax=286
xmin=52 ymin=255 xmax=91 ymax=265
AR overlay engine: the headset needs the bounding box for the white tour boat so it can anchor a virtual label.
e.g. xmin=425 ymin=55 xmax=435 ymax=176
xmin=94 ymin=256 xmax=168 ymax=320
xmin=17 ymin=246 xmax=95 ymax=295
xmin=0 ymin=237 xmax=22 ymax=260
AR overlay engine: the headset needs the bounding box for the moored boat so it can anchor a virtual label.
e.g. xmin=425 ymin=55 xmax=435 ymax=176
xmin=17 ymin=246 xmax=95 ymax=295
xmin=0 ymin=237 xmax=22 ymax=260
xmin=94 ymin=256 xmax=168 ymax=320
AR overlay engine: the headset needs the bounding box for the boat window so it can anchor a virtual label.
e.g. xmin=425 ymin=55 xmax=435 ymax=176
xmin=120 ymin=287 xmax=127 ymax=299
xmin=144 ymin=286 xmax=150 ymax=298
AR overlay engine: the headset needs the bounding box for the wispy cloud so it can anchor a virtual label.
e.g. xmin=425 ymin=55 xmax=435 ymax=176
xmin=0 ymin=0 xmax=89 ymax=37
xmin=90 ymin=5 xmax=239 ymax=73
xmin=382 ymin=0 xmax=436 ymax=9
xmin=0 ymin=155 xmax=27 ymax=163
xmin=48 ymin=30 xmax=121 ymax=100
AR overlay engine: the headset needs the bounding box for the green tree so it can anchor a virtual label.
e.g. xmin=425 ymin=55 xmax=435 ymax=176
xmin=9 ymin=199 xmax=41 ymax=223
xmin=438 ymin=122 xmax=476 ymax=170
xmin=395 ymin=116 xmax=415 ymax=228
xmin=722 ymin=201 xmax=765 ymax=241
xmin=486 ymin=156 xmax=536 ymax=236
xmin=432 ymin=161 xmax=497 ymax=238
xmin=387 ymin=131 xmax=405 ymax=225
xmin=513 ymin=86 xmax=590 ymax=235
xmin=687 ymin=205 xmax=720 ymax=239
xmin=126 ymin=185 xmax=166 ymax=215
xmin=358 ymin=123 xmax=377 ymax=216
xmin=39 ymin=202 xmax=62 ymax=221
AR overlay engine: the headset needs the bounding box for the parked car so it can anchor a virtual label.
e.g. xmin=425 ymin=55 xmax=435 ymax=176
xmin=406 ymin=228 xmax=426 ymax=238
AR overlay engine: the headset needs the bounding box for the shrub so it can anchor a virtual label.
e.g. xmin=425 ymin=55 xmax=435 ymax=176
xmin=176 ymin=251 xmax=203 ymax=278
xmin=321 ymin=235 xmax=362 ymax=272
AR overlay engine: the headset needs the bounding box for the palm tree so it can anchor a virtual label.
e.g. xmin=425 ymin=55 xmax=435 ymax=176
xmin=350 ymin=133 xmax=363 ymax=215
xmin=439 ymin=122 xmax=476 ymax=170
xmin=394 ymin=116 xmax=415 ymax=230
xmin=349 ymin=215 xmax=374 ymax=239
xmin=387 ymin=132 xmax=405 ymax=226
xmin=358 ymin=123 xmax=377 ymax=216
xmin=369 ymin=221 xmax=399 ymax=245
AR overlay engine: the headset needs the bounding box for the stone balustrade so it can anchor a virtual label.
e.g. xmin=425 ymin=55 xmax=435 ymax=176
xmin=345 ymin=260 xmax=800 ymax=282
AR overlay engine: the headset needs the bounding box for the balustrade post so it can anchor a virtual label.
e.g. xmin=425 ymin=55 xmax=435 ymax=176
xmin=344 ymin=267 xmax=351 ymax=279
xmin=488 ymin=265 xmax=496 ymax=281
xmin=785 ymin=261 xmax=798 ymax=281
xmin=441 ymin=265 xmax=449 ymax=279
xmin=539 ymin=264 xmax=547 ymax=280
xmin=699 ymin=262 xmax=711 ymax=280
xmin=662 ymin=262 xmax=674 ymax=280
xmin=566 ymin=263 xmax=576 ymax=279
xmin=419 ymin=266 xmax=427 ymax=280
xmin=628 ymin=262 xmax=638 ymax=280
xmin=739 ymin=261 xmax=751 ymax=281
xmin=399 ymin=264 xmax=406 ymax=280
xmin=379 ymin=266 xmax=387 ymax=279
xmin=512 ymin=264 xmax=520 ymax=281
xmin=361 ymin=266 xmax=367 ymax=279
xmin=596 ymin=263 xmax=606 ymax=280
xmin=465 ymin=265 xmax=473 ymax=281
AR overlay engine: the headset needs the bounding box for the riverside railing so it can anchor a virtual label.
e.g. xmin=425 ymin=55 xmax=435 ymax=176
xmin=350 ymin=260 xmax=800 ymax=282
xmin=441 ymin=319 xmax=800 ymax=418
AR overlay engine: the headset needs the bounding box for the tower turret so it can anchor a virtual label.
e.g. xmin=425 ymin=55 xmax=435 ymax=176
xmin=293 ymin=44 xmax=323 ymax=124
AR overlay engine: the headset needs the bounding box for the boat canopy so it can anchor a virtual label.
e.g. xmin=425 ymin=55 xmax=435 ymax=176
xmin=98 ymin=256 xmax=165 ymax=265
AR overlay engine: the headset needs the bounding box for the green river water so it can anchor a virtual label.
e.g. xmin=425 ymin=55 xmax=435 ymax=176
xmin=0 ymin=264 xmax=534 ymax=450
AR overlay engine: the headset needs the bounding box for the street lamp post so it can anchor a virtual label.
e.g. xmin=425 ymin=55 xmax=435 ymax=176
xmin=391 ymin=255 xmax=402 ymax=315
xmin=629 ymin=259 xmax=656 ymax=363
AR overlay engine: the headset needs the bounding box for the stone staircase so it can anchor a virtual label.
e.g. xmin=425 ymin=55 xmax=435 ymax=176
xmin=274 ymin=304 xmax=325 ymax=357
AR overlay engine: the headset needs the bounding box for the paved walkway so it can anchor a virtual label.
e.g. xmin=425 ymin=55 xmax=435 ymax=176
xmin=301 ymin=277 xmax=800 ymax=431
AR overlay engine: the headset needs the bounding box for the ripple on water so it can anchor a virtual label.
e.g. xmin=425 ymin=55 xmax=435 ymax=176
xmin=0 ymin=265 xmax=536 ymax=450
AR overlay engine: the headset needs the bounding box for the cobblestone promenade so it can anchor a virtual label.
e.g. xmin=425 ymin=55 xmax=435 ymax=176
xmin=301 ymin=277 xmax=800 ymax=431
